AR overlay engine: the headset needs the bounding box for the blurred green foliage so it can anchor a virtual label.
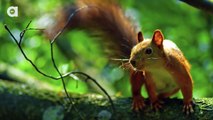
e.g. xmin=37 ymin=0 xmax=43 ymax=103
xmin=0 ymin=0 xmax=213 ymax=98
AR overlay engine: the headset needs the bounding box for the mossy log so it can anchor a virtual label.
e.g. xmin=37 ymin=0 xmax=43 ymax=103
xmin=0 ymin=80 xmax=212 ymax=120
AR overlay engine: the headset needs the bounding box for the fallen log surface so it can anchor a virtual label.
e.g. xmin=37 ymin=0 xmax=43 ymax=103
xmin=0 ymin=80 xmax=212 ymax=120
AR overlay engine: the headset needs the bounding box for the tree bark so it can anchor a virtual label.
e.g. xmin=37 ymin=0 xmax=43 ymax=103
xmin=0 ymin=80 xmax=212 ymax=120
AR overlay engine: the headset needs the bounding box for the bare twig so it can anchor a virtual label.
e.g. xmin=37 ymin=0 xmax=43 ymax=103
xmin=4 ymin=5 xmax=115 ymax=115
xmin=50 ymin=5 xmax=116 ymax=113
xmin=51 ymin=6 xmax=89 ymax=43
xmin=4 ymin=23 xmax=82 ymax=115
xmin=56 ymin=71 xmax=115 ymax=112
xmin=4 ymin=24 xmax=59 ymax=80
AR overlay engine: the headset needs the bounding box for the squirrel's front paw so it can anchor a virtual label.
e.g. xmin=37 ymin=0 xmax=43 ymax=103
xmin=132 ymin=96 xmax=145 ymax=111
xmin=151 ymin=100 xmax=163 ymax=111
xmin=183 ymin=101 xmax=194 ymax=114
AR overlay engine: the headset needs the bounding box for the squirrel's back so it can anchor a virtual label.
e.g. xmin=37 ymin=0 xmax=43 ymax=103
xmin=45 ymin=0 xmax=139 ymax=58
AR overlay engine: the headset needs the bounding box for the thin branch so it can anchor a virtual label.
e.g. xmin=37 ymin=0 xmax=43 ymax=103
xmin=73 ymin=72 xmax=115 ymax=112
xmin=51 ymin=6 xmax=89 ymax=43
xmin=49 ymin=42 xmax=84 ymax=118
xmin=4 ymin=24 xmax=59 ymax=80
xmin=5 ymin=23 xmax=86 ymax=119
xmin=19 ymin=21 xmax=32 ymax=44
xmin=4 ymin=4 xmax=116 ymax=115
xmin=55 ymin=71 xmax=116 ymax=112
xmin=49 ymin=5 xmax=116 ymax=113
xmin=4 ymin=14 xmax=115 ymax=114
xmin=180 ymin=0 xmax=213 ymax=14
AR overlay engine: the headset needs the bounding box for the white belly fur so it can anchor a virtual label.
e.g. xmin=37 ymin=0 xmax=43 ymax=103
xmin=146 ymin=67 xmax=179 ymax=94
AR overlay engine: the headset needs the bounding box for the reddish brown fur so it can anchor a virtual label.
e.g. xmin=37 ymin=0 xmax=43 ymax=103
xmin=130 ymin=30 xmax=193 ymax=113
xmin=45 ymin=0 xmax=193 ymax=113
xmin=45 ymin=0 xmax=138 ymax=58
xmin=130 ymin=69 xmax=145 ymax=110
xmin=45 ymin=0 xmax=143 ymax=110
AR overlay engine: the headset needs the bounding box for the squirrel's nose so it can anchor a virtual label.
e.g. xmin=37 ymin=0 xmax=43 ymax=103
xmin=130 ymin=60 xmax=136 ymax=67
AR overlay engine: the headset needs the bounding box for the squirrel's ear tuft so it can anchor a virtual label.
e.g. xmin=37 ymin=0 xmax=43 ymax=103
xmin=137 ymin=31 xmax=143 ymax=43
xmin=152 ymin=29 xmax=164 ymax=47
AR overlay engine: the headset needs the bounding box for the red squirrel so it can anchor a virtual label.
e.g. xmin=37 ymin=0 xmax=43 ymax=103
xmin=45 ymin=0 xmax=194 ymax=114
xmin=130 ymin=30 xmax=194 ymax=114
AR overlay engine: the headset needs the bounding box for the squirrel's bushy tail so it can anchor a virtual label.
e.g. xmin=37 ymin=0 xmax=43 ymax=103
xmin=45 ymin=0 xmax=139 ymax=58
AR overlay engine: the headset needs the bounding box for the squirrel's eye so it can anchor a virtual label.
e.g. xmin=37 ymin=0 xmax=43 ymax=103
xmin=145 ymin=47 xmax=153 ymax=55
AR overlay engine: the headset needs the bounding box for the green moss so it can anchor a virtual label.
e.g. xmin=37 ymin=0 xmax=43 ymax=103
xmin=43 ymin=106 xmax=64 ymax=120
xmin=0 ymin=80 xmax=212 ymax=120
xmin=0 ymin=80 xmax=59 ymax=101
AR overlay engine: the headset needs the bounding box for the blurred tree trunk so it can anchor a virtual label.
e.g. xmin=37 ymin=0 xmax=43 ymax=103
xmin=180 ymin=0 xmax=213 ymax=14
xmin=0 ymin=79 xmax=212 ymax=120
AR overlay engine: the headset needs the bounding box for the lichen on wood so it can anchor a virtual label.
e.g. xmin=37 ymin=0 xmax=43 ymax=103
xmin=0 ymin=80 xmax=212 ymax=120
